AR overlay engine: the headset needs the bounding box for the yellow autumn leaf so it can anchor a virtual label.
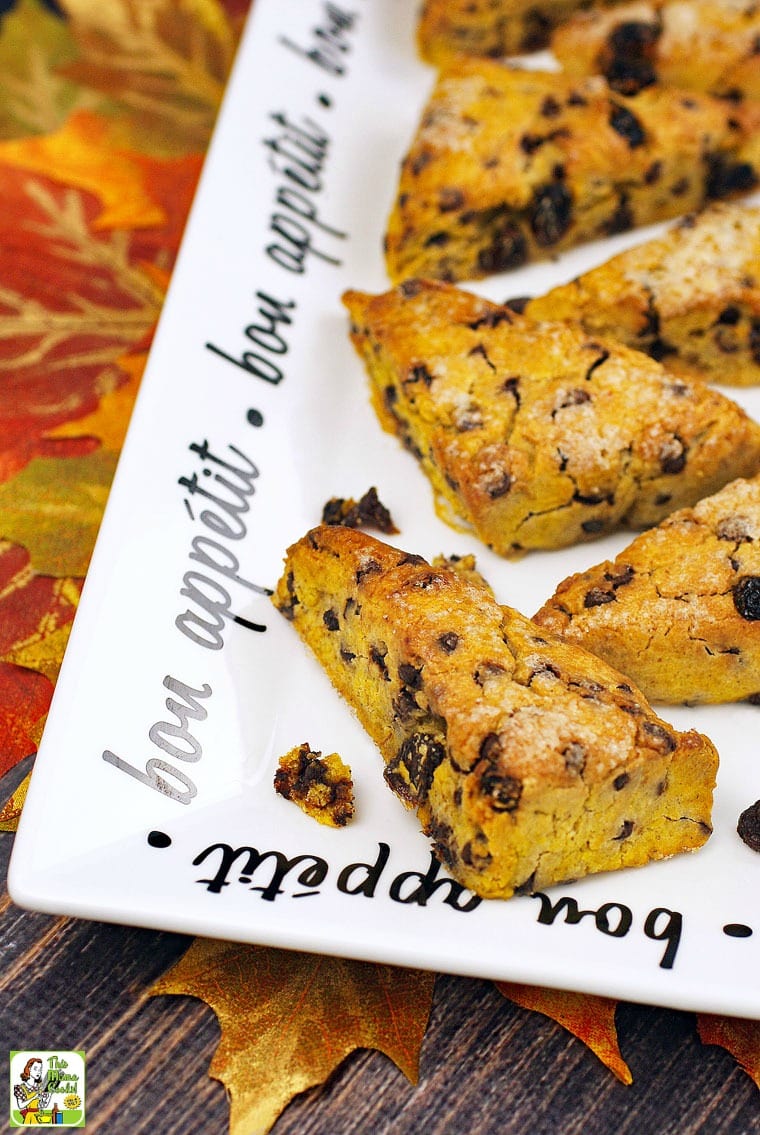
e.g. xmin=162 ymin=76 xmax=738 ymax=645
xmin=496 ymin=981 xmax=632 ymax=1084
xmin=59 ymin=0 xmax=238 ymax=154
xmin=0 ymin=773 xmax=30 ymax=832
xmin=150 ymin=939 xmax=435 ymax=1135
xmin=697 ymin=1014 xmax=760 ymax=1088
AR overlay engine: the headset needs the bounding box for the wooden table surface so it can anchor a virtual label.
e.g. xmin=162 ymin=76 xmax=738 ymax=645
xmin=2 ymin=761 xmax=758 ymax=1135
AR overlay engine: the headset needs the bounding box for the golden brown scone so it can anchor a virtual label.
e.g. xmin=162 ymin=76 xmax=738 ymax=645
xmin=274 ymin=744 xmax=355 ymax=827
xmin=552 ymin=0 xmax=760 ymax=100
xmin=524 ymin=203 xmax=760 ymax=386
xmin=272 ymin=525 xmax=718 ymax=899
xmin=384 ymin=61 xmax=760 ymax=285
xmin=343 ymin=278 xmax=760 ymax=555
xmin=416 ymin=0 xmax=614 ymax=65
xmin=534 ymin=475 xmax=760 ymax=704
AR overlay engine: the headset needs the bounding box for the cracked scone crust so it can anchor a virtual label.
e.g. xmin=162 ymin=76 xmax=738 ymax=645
xmin=534 ymin=475 xmax=760 ymax=704
xmin=384 ymin=61 xmax=760 ymax=285
xmin=343 ymin=278 xmax=760 ymax=556
xmin=416 ymin=0 xmax=605 ymax=64
xmin=273 ymin=526 xmax=718 ymax=899
xmin=524 ymin=203 xmax=760 ymax=387
xmin=551 ymin=0 xmax=760 ymax=100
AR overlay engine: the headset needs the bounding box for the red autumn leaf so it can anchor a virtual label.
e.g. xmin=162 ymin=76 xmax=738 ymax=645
xmin=0 ymin=661 xmax=52 ymax=779
xmin=0 ymin=117 xmax=200 ymax=485
xmin=0 ymin=540 xmax=82 ymax=679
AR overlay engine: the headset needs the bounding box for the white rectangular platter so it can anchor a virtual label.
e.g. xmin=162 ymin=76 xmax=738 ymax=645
xmin=9 ymin=0 xmax=760 ymax=1018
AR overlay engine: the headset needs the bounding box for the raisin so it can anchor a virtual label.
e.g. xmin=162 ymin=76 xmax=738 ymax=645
xmin=477 ymin=220 xmax=528 ymax=273
xmin=613 ymin=772 xmax=630 ymax=790
xmin=323 ymin=609 xmax=339 ymax=631
xmin=584 ymin=587 xmax=615 ymax=608
xmin=642 ymin=721 xmax=676 ymax=752
xmin=479 ymin=768 xmax=523 ymax=813
xmin=609 ymin=104 xmax=646 ymax=147
xmin=398 ymin=662 xmax=423 ymax=689
xmin=485 ymin=471 xmax=512 ymax=499
xmin=582 ymin=518 xmax=606 ymax=534
xmin=734 ymin=576 xmax=760 ymax=620
xmin=531 ymin=182 xmax=573 ymax=246
xmin=716 ymin=516 xmax=752 ymax=542
xmin=322 ymin=487 xmax=398 ymax=535
xmin=370 ymin=644 xmax=390 ymax=679
xmin=356 ymin=558 xmax=382 ymax=583
xmin=504 ymin=296 xmax=530 ymax=315
xmin=540 ymin=95 xmax=562 ymax=118
xmin=614 ymin=819 xmax=635 ymax=840
xmin=438 ymin=631 xmax=460 ymax=653
xmin=705 ymin=153 xmax=758 ymax=199
xmin=405 ymin=364 xmax=434 ymax=386
xmin=717 ymin=305 xmax=741 ymax=325
xmin=439 ymin=187 xmax=465 ymax=212
xmin=384 ymin=732 xmax=446 ymax=805
xmin=659 ymin=436 xmax=687 ymax=474
xmin=605 ymin=564 xmax=635 ymax=588
xmin=603 ymin=21 xmax=659 ymax=94
xmin=737 ymin=799 xmax=760 ymax=852
xmin=604 ymin=195 xmax=634 ymax=235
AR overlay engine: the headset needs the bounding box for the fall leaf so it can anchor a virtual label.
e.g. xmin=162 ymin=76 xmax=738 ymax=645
xmin=0 ymin=539 xmax=82 ymax=681
xmin=0 ymin=145 xmax=197 ymax=486
xmin=0 ymin=0 xmax=95 ymax=140
xmin=0 ymin=450 xmax=118 ymax=576
xmin=0 ymin=661 xmax=52 ymax=779
xmin=48 ymin=351 xmax=148 ymax=452
xmin=496 ymin=981 xmax=632 ymax=1084
xmin=59 ymin=0 xmax=241 ymax=155
xmin=150 ymin=939 xmax=435 ymax=1135
xmin=697 ymin=1014 xmax=760 ymax=1088
xmin=0 ymin=773 xmax=29 ymax=832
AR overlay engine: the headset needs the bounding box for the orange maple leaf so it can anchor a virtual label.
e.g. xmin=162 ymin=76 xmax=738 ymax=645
xmin=496 ymin=980 xmax=632 ymax=1084
xmin=150 ymin=938 xmax=435 ymax=1135
xmin=697 ymin=1013 xmax=760 ymax=1088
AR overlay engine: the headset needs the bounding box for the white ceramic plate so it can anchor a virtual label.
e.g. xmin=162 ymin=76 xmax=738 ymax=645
xmin=9 ymin=0 xmax=760 ymax=1018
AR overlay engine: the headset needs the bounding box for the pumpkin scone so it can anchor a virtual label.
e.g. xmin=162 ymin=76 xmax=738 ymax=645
xmin=551 ymin=0 xmax=760 ymax=100
xmin=534 ymin=475 xmax=760 ymax=704
xmin=343 ymin=278 xmax=760 ymax=556
xmin=524 ymin=203 xmax=760 ymax=387
xmin=384 ymin=61 xmax=760 ymax=285
xmin=272 ymin=526 xmax=718 ymax=899
xmin=416 ymin=0 xmax=618 ymax=65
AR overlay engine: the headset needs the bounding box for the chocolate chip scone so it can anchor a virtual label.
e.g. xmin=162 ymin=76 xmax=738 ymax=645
xmin=416 ymin=0 xmax=617 ymax=65
xmin=524 ymin=203 xmax=760 ymax=386
xmin=273 ymin=526 xmax=718 ymax=899
xmin=384 ymin=62 xmax=760 ymax=284
xmin=552 ymin=0 xmax=760 ymax=100
xmin=534 ymin=475 xmax=760 ymax=704
xmin=343 ymin=278 xmax=760 ymax=555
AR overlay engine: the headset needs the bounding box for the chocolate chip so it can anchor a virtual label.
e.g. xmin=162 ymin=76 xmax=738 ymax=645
xmin=438 ymin=631 xmax=459 ymax=653
xmin=370 ymin=644 xmax=390 ymax=679
xmin=613 ymin=819 xmax=635 ymax=840
xmin=737 ymin=799 xmax=760 ymax=851
xmin=609 ymin=103 xmax=646 ymax=147
xmin=477 ymin=219 xmax=528 ymax=273
xmin=705 ymin=153 xmax=758 ymax=200
xmin=603 ymin=21 xmax=659 ymax=94
xmin=405 ymin=364 xmax=434 ymax=386
xmin=613 ymin=773 xmax=630 ymax=790
xmin=356 ymin=558 xmax=382 ymax=583
xmin=340 ymin=647 xmax=356 ymax=663
xmin=581 ymin=518 xmax=606 ymax=534
xmin=734 ymin=576 xmax=760 ymax=620
xmin=540 ymin=95 xmax=562 ymax=118
xmin=605 ymin=564 xmax=635 ymax=588
xmin=717 ymin=305 xmax=741 ymax=325
xmin=323 ymin=609 xmax=339 ymax=631
xmin=531 ymin=182 xmax=573 ymax=246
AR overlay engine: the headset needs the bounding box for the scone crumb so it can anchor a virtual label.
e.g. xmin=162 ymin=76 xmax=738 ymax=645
xmin=321 ymin=487 xmax=399 ymax=534
xmin=431 ymin=552 xmax=494 ymax=595
xmin=274 ymin=744 xmax=355 ymax=827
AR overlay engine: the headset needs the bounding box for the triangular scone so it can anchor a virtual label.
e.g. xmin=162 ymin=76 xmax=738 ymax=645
xmin=417 ymin=0 xmax=587 ymax=65
xmin=343 ymin=279 xmax=760 ymax=556
xmin=273 ymin=526 xmax=718 ymax=899
xmin=551 ymin=0 xmax=760 ymax=101
xmin=384 ymin=61 xmax=760 ymax=284
xmin=534 ymin=475 xmax=760 ymax=704
xmin=524 ymin=203 xmax=760 ymax=386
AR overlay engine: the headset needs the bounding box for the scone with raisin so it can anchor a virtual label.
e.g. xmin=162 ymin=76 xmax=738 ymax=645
xmin=534 ymin=475 xmax=760 ymax=704
xmin=343 ymin=279 xmax=760 ymax=555
xmin=524 ymin=203 xmax=760 ymax=386
xmin=416 ymin=0 xmax=614 ymax=65
xmin=552 ymin=0 xmax=760 ymax=100
xmin=384 ymin=61 xmax=760 ymax=284
xmin=273 ymin=526 xmax=718 ymax=899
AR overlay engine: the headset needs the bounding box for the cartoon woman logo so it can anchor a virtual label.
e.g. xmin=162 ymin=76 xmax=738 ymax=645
xmin=13 ymin=1058 xmax=51 ymax=1125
